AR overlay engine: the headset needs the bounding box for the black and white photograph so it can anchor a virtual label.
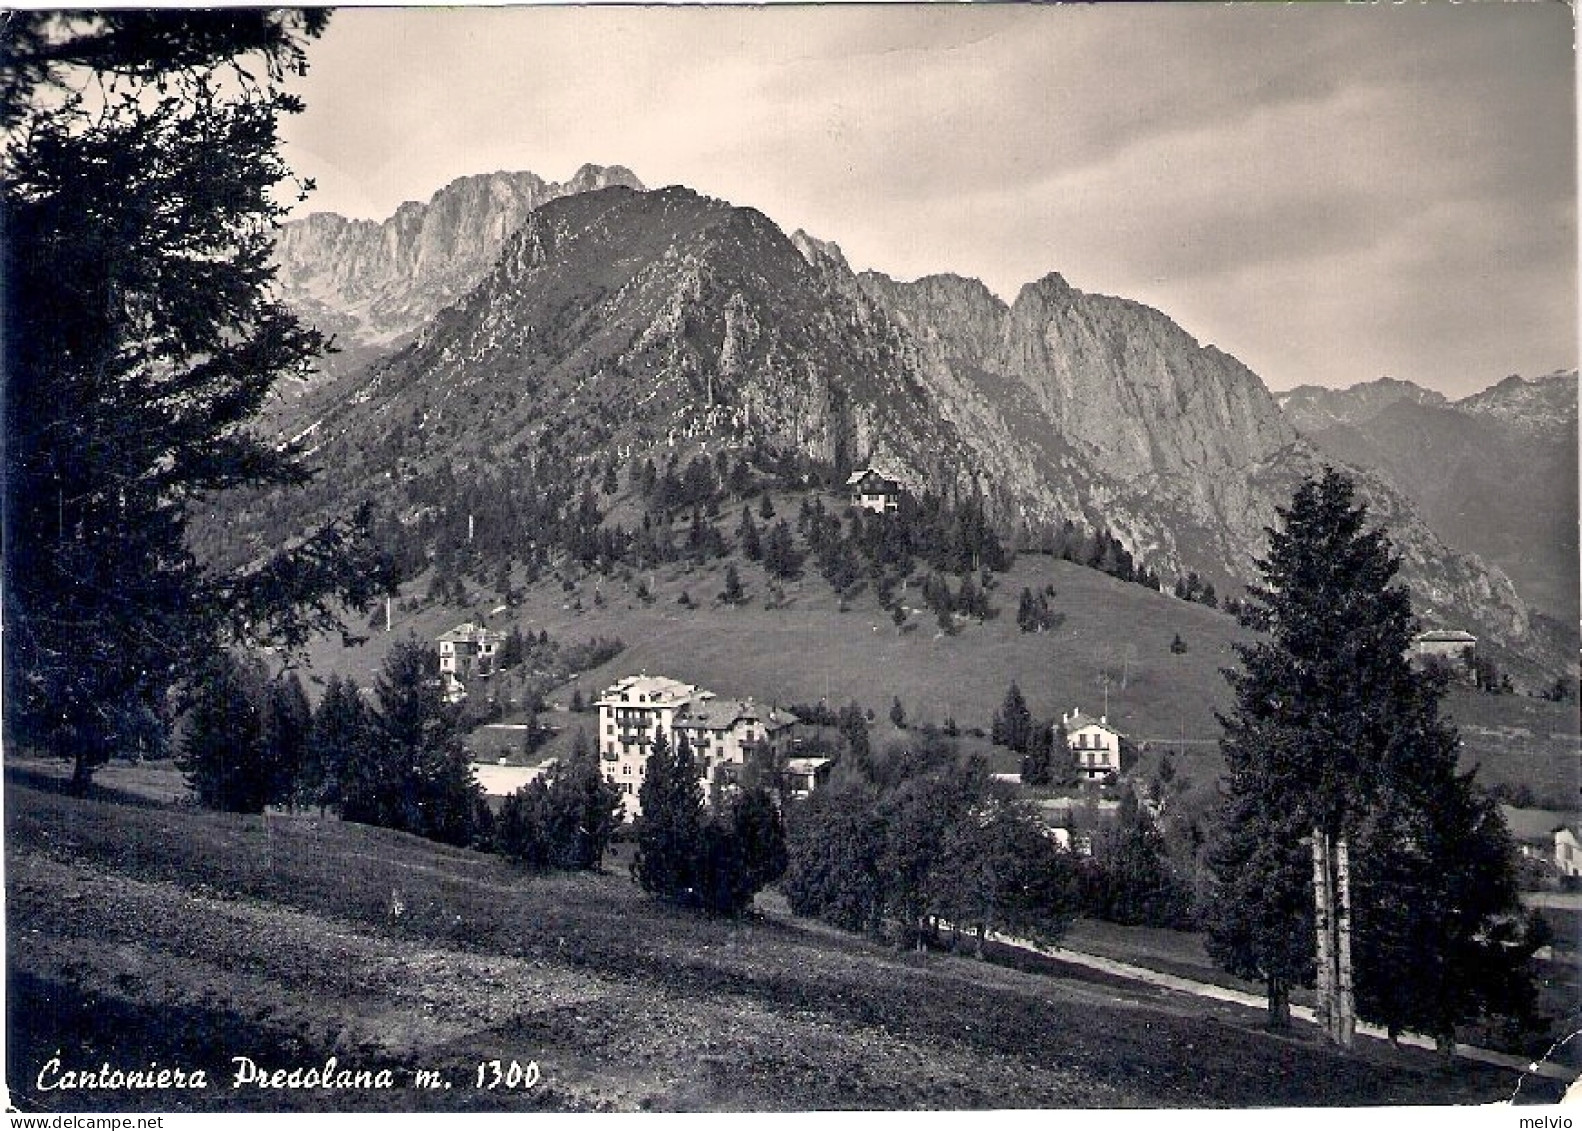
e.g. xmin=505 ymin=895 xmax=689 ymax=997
xmin=2 ymin=2 xmax=1578 ymax=1117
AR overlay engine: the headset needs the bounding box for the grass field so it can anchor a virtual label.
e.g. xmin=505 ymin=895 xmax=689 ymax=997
xmin=5 ymin=760 xmax=1555 ymax=1113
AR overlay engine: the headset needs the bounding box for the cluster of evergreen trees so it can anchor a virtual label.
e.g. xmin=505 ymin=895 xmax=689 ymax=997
xmin=495 ymin=731 xmax=624 ymax=871
xmin=181 ymin=640 xmax=486 ymax=846
xmin=1173 ymin=571 xmax=1219 ymax=608
xmin=1025 ymin=520 xmax=1161 ymax=591
xmin=784 ymin=732 xmax=1078 ymax=954
xmin=1016 ymin=585 xmax=1063 ymax=633
xmin=989 ymin=683 xmax=1079 ymax=787
xmin=631 ymin=729 xmax=788 ymax=916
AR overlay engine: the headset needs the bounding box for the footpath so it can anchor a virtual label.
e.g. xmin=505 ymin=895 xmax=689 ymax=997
xmin=985 ymin=929 xmax=1579 ymax=1086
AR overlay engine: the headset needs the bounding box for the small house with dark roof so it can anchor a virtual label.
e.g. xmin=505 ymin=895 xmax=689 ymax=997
xmin=1414 ymin=629 xmax=1477 ymax=662
xmin=846 ymin=468 xmax=903 ymax=514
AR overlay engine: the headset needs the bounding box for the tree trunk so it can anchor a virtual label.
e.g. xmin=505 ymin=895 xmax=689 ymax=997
xmin=1267 ymin=976 xmax=1291 ymax=1029
xmin=1311 ymin=827 xmax=1335 ymax=1039
xmin=975 ymin=924 xmax=986 ymax=960
xmin=1335 ymin=833 xmax=1356 ymax=1048
xmin=69 ymin=750 xmax=94 ymax=795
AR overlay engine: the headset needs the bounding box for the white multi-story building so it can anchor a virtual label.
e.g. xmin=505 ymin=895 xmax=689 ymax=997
xmin=595 ymin=674 xmax=709 ymax=816
xmin=673 ymin=697 xmax=800 ymax=801
xmin=594 ymin=675 xmax=802 ymax=817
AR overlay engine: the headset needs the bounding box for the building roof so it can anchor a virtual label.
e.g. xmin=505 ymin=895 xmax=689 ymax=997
xmin=594 ymin=673 xmax=705 ymax=709
xmin=1416 ymin=629 xmax=1478 ymax=644
xmin=785 ymin=756 xmax=832 ymax=774
xmin=437 ymin=621 xmax=505 ymax=645
xmin=1061 ymin=710 xmax=1120 ymax=736
xmin=846 ymin=467 xmax=902 ymax=493
xmin=674 ymin=698 xmax=799 ymax=732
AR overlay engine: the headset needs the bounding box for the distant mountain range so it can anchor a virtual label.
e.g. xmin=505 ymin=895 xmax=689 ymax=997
xmin=264 ymin=169 xmax=1571 ymax=674
xmin=1274 ymin=371 xmax=1577 ymax=624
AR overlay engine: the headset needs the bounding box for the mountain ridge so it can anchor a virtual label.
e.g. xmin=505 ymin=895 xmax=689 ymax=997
xmin=259 ymin=180 xmax=1560 ymax=673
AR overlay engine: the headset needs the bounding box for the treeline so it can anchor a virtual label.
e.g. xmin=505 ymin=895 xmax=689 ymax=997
xmin=783 ymin=731 xmax=1078 ymax=954
xmin=1022 ymin=519 xmax=1162 ymax=592
xmin=180 ymin=640 xmax=487 ymax=846
xmin=178 ymin=638 xmax=626 ymax=873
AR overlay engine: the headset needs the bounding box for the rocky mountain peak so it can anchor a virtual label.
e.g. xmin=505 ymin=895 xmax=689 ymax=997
xmin=789 ymin=229 xmax=850 ymax=273
xmin=273 ymin=164 xmax=647 ymax=349
xmin=1456 ymin=368 xmax=1577 ymax=438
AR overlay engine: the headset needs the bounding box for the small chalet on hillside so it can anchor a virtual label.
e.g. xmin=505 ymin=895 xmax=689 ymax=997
xmin=1414 ymin=629 xmax=1477 ymax=662
xmin=437 ymin=621 xmax=505 ymax=699
xmin=1061 ymin=709 xmax=1123 ymax=781
xmin=846 ymin=468 xmax=902 ymax=514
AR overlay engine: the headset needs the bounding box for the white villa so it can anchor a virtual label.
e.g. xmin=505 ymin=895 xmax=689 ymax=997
xmin=1061 ymin=709 xmax=1123 ymax=781
xmin=437 ymin=621 xmax=505 ymax=699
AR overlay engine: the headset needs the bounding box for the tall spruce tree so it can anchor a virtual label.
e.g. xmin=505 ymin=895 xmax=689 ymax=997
xmin=991 ymin=682 xmax=1033 ymax=754
xmin=1205 ymin=468 xmax=1532 ymax=1043
xmin=3 ymin=12 xmax=387 ymax=789
xmin=300 ymin=672 xmax=369 ymax=814
xmin=177 ymin=652 xmax=272 ymax=813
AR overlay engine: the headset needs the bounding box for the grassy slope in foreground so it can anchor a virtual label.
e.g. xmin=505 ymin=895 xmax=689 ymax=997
xmin=4 ymin=764 xmax=1539 ymax=1113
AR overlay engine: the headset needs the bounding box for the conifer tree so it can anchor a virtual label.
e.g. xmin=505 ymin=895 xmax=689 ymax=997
xmin=991 ymin=682 xmax=1033 ymax=754
xmin=344 ymin=638 xmax=481 ymax=846
xmin=300 ymin=672 xmax=369 ymax=814
xmin=177 ymin=652 xmax=272 ymax=813
xmin=3 ymin=12 xmax=387 ymax=788
xmin=1020 ymin=721 xmax=1053 ymax=786
xmin=631 ymin=728 xmax=705 ymax=902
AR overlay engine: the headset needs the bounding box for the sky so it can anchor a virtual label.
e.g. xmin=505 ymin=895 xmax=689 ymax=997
xmin=279 ymin=3 xmax=1578 ymax=399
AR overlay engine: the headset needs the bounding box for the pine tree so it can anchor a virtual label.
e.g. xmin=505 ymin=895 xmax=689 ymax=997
xmin=991 ymin=682 xmax=1033 ymax=754
xmin=3 ymin=12 xmax=387 ymax=789
xmin=345 ymin=638 xmax=482 ymax=846
xmin=177 ymin=652 xmax=272 ymax=813
xmin=550 ymin=729 xmax=625 ymax=870
xmin=262 ymin=672 xmax=312 ymax=809
xmin=1351 ymin=675 xmax=1542 ymax=1050
xmin=721 ymin=563 xmax=745 ymax=605
xmin=631 ymin=729 xmax=706 ymax=903
xmin=738 ymin=506 xmax=762 ymax=561
xmin=300 ymin=672 xmax=369 ymax=814
xmin=1020 ymin=721 xmax=1053 ymax=786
